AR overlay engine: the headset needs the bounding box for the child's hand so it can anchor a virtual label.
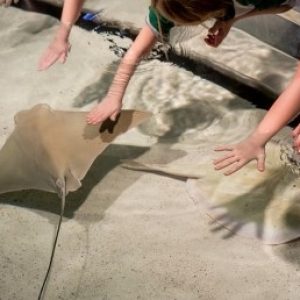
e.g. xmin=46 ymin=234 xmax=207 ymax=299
xmin=204 ymin=19 xmax=234 ymax=48
xmin=213 ymin=137 xmax=266 ymax=175
xmin=38 ymin=38 xmax=71 ymax=71
xmin=292 ymin=124 xmax=300 ymax=152
xmin=86 ymin=96 xmax=122 ymax=125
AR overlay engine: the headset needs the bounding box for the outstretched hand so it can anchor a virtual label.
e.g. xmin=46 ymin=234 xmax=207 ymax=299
xmin=204 ymin=19 xmax=234 ymax=48
xmin=38 ymin=39 xmax=71 ymax=71
xmin=213 ymin=137 xmax=266 ymax=175
xmin=86 ymin=96 xmax=122 ymax=125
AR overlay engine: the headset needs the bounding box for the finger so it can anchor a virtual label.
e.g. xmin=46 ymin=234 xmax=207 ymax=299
xmin=204 ymin=35 xmax=218 ymax=47
xmin=87 ymin=113 xmax=99 ymax=123
xmin=58 ymin=53 xmax=67 ymax=64
xmin=214 ymin=156 xmax=240 ymax=170
xmin=204 ymin=36 xmax=212 ymax=45
xmin=256 ymin=154 xmax=265 ymax=172
xmin=110 ymin=112 xmax=118 ymax=121
xmin=89 ymin=118 xmax=104 ymax=125
xmin=224 ymin=160 xmax=247 ymax=176
xmin=293 ymin=135 xmax=300 ymax=152
xmin=205 ymin=34 xmax=215 ymax=40
xmin=213 ymin=35 xmax=224 ymax=48
xmin=292 ymin=124 xmax=300 ymax=137
xmin=87 ymin=115 xmax=100 ymax=125
xmin=213 ymin=153 xmax=235 ymax=164
xmin=38 ymin=52 xmax=59 ymax=71
xmin=86 ymin=111 xmax=92 ymax=120
xmin=87 ymin=113 xmax=106 ymax=125
xmin=214 ymin=145 xmax=234 ymax=151
xmin=86 ymin=112 xmax=98 ymax=122
xmin=204 ymin=39 xmax=215 ymax=47
xmin=87 ymin=119 xmax=98 ymax=125
xmin=208 ymin=23 xmax=219 ymax=34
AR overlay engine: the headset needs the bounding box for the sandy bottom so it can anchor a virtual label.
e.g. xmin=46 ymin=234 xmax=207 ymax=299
xmin=1 ymin=4 xmax=300 ymax=300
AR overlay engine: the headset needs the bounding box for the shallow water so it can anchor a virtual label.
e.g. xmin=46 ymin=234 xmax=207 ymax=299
xmin=11 ymin=0 xmax=300 ymax=201
xmin=15 ymin=0 xmax=299 ymax=127
xmin=2 ymin=3 xmax=300 ymax=299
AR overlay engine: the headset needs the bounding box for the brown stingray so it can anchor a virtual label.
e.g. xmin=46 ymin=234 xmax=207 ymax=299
xmin=122 ymin=143 xmax=300 ymax=245
xmin=0 ymin=103 xmax=150 ymax=196
xmin=0 ymin=103 xmax=150 ymax=299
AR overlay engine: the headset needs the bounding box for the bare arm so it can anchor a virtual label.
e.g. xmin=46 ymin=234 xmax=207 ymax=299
xmin=55 ymin=0 xmax=85 ymax=40
xmin=87 ymin=25 xmax=157 ymax=124
xmin=214 ymin=63 xmax=300 ymax=175
xmin=250 ymin=63 xmax=300 ymax=144
xmin=38 ymin=0 xmax=84 ymax=70
xmin=106 ymin=25 xmax=157 ymax=100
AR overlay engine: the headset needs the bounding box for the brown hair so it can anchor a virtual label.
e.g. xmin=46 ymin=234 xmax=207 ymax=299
xmin=151 ymin=0 xmax=233 ymax=25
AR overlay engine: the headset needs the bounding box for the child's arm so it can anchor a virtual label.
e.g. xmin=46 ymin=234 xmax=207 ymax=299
xmin=205 ymin=5 xmax=292 ymax=48
xmin=86 ymin=25 xmax=157 ymax=124
xmin=214 ymin=63 xmax=300 ymax=175
xmin=38 ymin=0 xmax=84 ymax=70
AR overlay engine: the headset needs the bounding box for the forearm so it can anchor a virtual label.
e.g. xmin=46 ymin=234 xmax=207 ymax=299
xmin=107 ymin=25 xmax=157 ymax=100
xmin=55 ymin=0 xmax=85 ymax=41
xmin=250 ymin=64 xmax=300 ymax=144
xmin=61 ymin=0 xmax=84 ymax=24
xmin=234 ymin=5 xmax=292 ymax=23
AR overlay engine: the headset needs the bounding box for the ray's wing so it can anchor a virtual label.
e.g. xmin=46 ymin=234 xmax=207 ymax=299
xmin=0 ymin=104 xmax=151 ymax=195
xmin=121 ymin=143 xmax=300 ymax=245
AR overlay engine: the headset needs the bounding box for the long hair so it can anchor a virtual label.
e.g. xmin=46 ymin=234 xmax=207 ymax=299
xmin=151 ymin=0 xmax=233 ymax=24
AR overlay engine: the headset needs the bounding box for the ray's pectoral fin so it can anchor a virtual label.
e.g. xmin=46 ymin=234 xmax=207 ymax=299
xmin=0 ymin=104 xmax=152 ymax=300
xmin=0 ymin=104 xmax=151 ymax=196
xmin=99 ymin=110 xmax=151 ymax=143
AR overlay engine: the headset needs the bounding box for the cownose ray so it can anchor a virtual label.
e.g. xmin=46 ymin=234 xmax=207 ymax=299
xmin=0 ymin=103 xmax=151 ymax=299
xmin=122 ymin=142 xmax=300 ymax=245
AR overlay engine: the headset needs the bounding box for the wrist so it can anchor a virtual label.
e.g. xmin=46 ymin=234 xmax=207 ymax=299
xmin=247 ymin=131 xmax=270 ymax=146
xmin=106 ymin=91 xmax=123 ymax=102
xmin=54 ymin=22 xmax=72 ymax=42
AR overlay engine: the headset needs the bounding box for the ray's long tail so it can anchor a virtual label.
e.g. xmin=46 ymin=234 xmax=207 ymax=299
xmin=37 ymin=182 xmax=66 ymax=300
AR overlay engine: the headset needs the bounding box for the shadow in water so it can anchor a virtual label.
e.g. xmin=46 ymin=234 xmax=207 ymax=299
xmin=269 ymin=197 xmax=300 ymax=266
xmin=17 ymin=0 xmax=300 ymax=127
xmin=206 ymin=168 xmax=294 ymax=240
xmin=72 ymin=61 xmax=119 ymax=108
xmin=156 ymin=100 xmax=223 ymax=143
xmin=15 ymin=0 xmax=62 ymax=18
xmin=272 ymin=239 xmax=300 ymax=269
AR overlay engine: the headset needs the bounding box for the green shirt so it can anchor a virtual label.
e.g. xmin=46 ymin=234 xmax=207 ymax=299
xmin=146 ymin=1 xmax=295 ymax=37
xmin=146 ymin=6 xmax=174 ymax=37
